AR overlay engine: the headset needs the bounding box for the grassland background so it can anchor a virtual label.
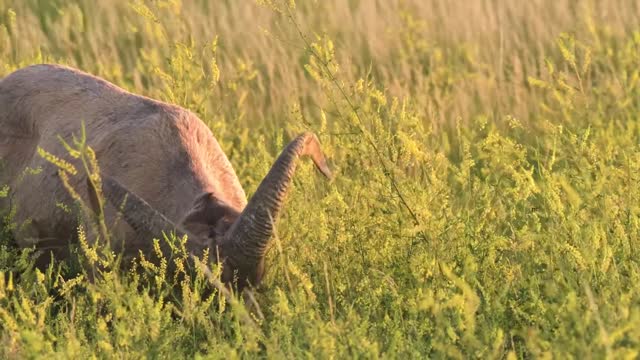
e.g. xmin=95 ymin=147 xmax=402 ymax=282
xmin=1 ymin=0 xmax=640 ymax=358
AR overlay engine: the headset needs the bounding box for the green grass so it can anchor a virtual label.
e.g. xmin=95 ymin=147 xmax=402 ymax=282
xmin=2 ymin=0 xmax=640 ymax=358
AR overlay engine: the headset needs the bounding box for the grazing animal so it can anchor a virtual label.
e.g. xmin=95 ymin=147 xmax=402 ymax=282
xmin=0 ymin=64 xmax=331 ymax=289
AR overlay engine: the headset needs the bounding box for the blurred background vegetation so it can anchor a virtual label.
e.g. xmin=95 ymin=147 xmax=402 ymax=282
xmin=1 ymin=0 xmax=640 ymax=358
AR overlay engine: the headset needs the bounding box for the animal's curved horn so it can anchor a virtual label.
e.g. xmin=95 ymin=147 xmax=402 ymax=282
xmin=101 ymin=176 xmax=195 ymax=245
xmin=224 ymin=132 xmax=331 ymax=264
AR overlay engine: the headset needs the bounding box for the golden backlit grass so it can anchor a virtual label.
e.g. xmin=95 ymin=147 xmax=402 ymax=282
xmin=1 ymin=0 xmax=640 ymax=357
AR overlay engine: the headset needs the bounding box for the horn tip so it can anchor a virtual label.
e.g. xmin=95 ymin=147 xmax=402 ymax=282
xmin=317 ymin=161 xmax=333 ymax=180
xmin=302 ymin=132 xmax=332 ymax=179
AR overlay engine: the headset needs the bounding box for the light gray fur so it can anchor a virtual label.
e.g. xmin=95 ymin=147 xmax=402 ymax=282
xmin=0 ymin=64 xmax=247 ymax=259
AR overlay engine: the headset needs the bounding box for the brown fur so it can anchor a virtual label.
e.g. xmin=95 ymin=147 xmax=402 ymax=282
xmin=0 ymin=64 xmax=247 ymax=261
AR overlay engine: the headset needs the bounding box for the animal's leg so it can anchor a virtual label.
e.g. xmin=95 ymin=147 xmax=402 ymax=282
xmin=31 ymin=239 xmax=73 ymax=270
xmin=0 ymin=137 xmax=37 ymax=185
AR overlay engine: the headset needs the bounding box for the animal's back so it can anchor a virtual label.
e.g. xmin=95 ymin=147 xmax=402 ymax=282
xmin=0 ymin=64 xmax=160 ymax=138
xmin=0 ymin=64 xmax=146 ymax=184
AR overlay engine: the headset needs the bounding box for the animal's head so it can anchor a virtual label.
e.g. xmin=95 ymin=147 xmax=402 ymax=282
xmin=91 ymin=132 xmax=331 ymax=290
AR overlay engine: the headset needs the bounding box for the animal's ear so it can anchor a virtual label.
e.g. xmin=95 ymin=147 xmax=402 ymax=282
xmin=180 ymin=193 xmax=240 ymax=239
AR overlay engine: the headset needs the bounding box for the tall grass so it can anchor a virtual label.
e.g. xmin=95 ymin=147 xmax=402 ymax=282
xmin=1 ymin=0 xmax=640 ymax=357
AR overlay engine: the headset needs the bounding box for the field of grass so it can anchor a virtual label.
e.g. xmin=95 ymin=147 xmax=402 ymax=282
xmin=1 ymin=0 xmax=640 ymax=357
